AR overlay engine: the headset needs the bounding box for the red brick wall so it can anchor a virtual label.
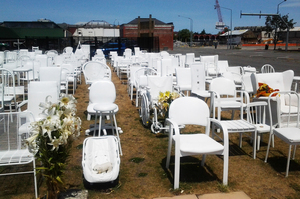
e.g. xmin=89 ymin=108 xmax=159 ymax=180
xmin=122 ymin=25 xmax=173 ymax=51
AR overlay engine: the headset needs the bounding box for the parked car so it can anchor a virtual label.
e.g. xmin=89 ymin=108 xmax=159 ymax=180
xmin=100 ymin=42 xmax=126 ymax=58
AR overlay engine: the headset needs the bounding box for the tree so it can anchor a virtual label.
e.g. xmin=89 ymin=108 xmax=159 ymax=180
xmin=265 ymin=14 xmax=296 ymax=50
xmin=177 ymin=29 xmax=192 ymax=42
xmin=200 ymin=29 xmax=206 ymax=35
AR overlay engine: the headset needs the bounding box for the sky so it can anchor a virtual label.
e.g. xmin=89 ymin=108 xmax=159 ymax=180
xmin=1 ymin=0 xmax=299 ymax=34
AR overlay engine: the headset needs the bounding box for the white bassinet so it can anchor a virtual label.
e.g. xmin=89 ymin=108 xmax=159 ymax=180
xmin=82 ymin=136 xmax=120 ymax=183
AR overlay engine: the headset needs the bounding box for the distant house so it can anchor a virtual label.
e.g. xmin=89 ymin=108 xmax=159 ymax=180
xmin=220 ymin=29 xmax=257 ymax=45
xmin=278 ymin=27 xmax=300 ymax=43
xmin=120 ymin=15 xmax=174 ymax=51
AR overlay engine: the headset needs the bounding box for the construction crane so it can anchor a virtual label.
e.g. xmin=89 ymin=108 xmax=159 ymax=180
xmin=215 ymin=0 xmax=225 ymax=29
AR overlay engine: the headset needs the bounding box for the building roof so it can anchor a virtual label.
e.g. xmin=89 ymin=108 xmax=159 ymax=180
xmin=127 ymin=18 xmax=173 ymax=26
xmin=220 ymin=29 xmax=249 ymax=36
xmin=0 ymin=21 xmax=64 ymax=39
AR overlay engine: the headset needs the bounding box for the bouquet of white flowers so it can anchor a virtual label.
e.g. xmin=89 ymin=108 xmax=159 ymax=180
xmin=26 ymin=94 xmax=81 ymax=199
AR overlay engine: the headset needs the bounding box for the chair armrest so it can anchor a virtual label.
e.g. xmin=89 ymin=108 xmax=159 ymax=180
xmin=17 ymin=100 xmax=28 ymax=111
xmin=210 ymin=118 xmax=229 ymax=150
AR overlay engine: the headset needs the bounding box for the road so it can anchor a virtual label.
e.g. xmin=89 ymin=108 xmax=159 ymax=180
xmin=167 ymin=45 xmax=300 ymax=75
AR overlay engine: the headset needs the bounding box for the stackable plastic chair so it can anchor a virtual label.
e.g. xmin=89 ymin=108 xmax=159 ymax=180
xmin=165 ymin=97 xmax=229 ymax=189
xmin=265 ymin=91 xmax=300 ymax=177
xmin=82 ymin=61 xmax=111 ymax=85
xmin=261 ymin=64 xmax=275 ymax=73
xmin=0 ymin=111 xmax=38 ymax=198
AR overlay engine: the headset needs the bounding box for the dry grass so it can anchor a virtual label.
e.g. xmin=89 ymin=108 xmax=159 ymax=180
xmin=1 ymin=63 xmax=300 ymax=199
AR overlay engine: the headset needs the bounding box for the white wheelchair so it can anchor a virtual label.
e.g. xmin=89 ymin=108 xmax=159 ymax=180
xmin=139 ymin=75 xmax=179 ymax=134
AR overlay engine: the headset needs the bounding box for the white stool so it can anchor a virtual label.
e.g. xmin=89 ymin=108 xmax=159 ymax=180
xmin=93 ymin=103 xmax=122 ymax=155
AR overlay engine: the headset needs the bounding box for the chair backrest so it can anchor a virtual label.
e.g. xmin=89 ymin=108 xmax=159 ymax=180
xmin=35 ymin=54 xmax=48 ymax=67
xmin=134 ymin=68 xmax=157 ymax=89
xmin=190 ymin=62 xmax=206 ymax=93
xmin=169 ymin=96 xmax=210 ymax=127
xmin=159 ymin=58 xmax=173 ymax=76
xmin=261 ymin=64 xmax=275 ymax=73
xmin=253 ymin=70 xmax=294 ymax=93
xmin=268 ymin=91 xmax=300 ymax=128
xmin=175 ymin=67 xmax=191 ymax=88
xmin=82 ymin=61 xmax=111 ymax=84
xmin=247 ymin=101 xmax=268 ymax=125
xmin=218 ymin=60 xmax=229 ymax=75
xmin=185 ymin=53 xmax=195 ymax=65
xmin=39 ymin=67 xmax=61 ymax=96
xmin=147 ymin=76 xmax=173 ymax=101
xmin=89 ymin=80 xmax=116 ymax=104
xmin=27 ymin=81 xmax=58 ymax=120
xmin=210 ymin=77 xmax=236 ymax=96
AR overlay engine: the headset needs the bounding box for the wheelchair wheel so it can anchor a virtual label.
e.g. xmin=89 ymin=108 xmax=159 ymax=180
xmin=140 ymin=93 xmax=150 ymax=127
xmin=151 ymin=122 xmax=163 ymax=134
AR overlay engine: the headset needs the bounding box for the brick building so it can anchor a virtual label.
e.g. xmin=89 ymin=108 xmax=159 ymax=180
xmin=120 ymin=15 xmax=174 ymax=51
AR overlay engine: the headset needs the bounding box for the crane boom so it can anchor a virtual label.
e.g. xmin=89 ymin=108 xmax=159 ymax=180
xmin=215 ymin=0 xmax=223 ymax=23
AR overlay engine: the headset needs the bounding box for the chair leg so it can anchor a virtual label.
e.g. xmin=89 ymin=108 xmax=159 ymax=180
xmin=286 ymin=145 xmax=292 ymax=177
xmin=33 ymin=159 xmax=38 ymax=199
xmin=293 ymin=145 xmax=297 ymax=159
xmin=201 ymin=154 xmax=206 ymax=167
xmin=265 ymin=132 xmax=274 ymax=163
xmin=174 ymin=154 xmax=180 ymax=189
xmin=112 ymin=112 xmax=122 ymax=156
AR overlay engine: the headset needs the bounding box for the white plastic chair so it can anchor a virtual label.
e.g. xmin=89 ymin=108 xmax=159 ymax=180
xmin=200 ymin=55 xmax=218 ymax=78
xmin=185 ymin=53 xmax=195 ymax=67
xmin=261 ymin=64 xmax=275 ymax=73
xmin=0 ymin=68 xmax=17 ymax=112
xmin=39 ymin=67 xmax=62 ymax=96
xmin=246 ymin=101 xmax=272 ymax=150
xmin=82 ymin=61 xmax=111 ymax=85
xmin=265 ymin=91 xmax=300 ymax=177
xmin=61 ymin=63 xmax=77 ymax=94
xmin=175 ymin=67 xmax=192 ymax=96
xmin=190 ymin=62 xmax=210 ymax=100
xmin=0 ymin=111 xmax=38 ymax=198
xmin=209 ymin=77 xmax=249 ymax=121
xmin=165 ymin=97 xmax=229 ymax=189
xmin=17 ymin=81 xmax=58 ymax=135
xmin=85 ymin=80 xmax=122 ymax=154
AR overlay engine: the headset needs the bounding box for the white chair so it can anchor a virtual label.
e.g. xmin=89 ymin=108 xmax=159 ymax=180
xmin=127 ymin=66 xmax=143 ymax=101
xmin=17 ymin=81 xmax=58 ymax=129
xmin=39 ymin=67 xmax=62 ymax=96
xmin=85 ymin=80 xmax=122 ymax=154
xmin=175 ymin=67 xmax=192 ymax=96
xmin=209 ymin=77 xmax=249 ymax=121
xmin=190 ymin=62 xmax=210 ymax=100
xmin=200 ymin=55 xmax=218 ymax=78
xmin=82 ymin=61 xmax=111 ymax=85
xmin=185 ymin=53 xmax=195 ymax=67
xmin=252 ymin=70 xmax=295 ymax=127
xmin=0 ymin=68 xmax=17 ymax=112
xmin=246 ymin=101 xmax=272 ymax=150
xmin=265 ymin=91 xmax=300 ymax=177
xmin=0 ymin=111 xmax=38 ymax=198
xmin=165 ymin=97 xmax=229 ymax=189
xmin=60 ymin=63 xmax=77 ymax=94
xmin=261 ymin=64 xmax=275 ymax=73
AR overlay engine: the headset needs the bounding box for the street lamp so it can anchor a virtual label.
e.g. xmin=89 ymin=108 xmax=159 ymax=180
xmin=277 ymin=0 xmax=287 ymax=14
xmin=220 ymin=6 xmax=232 ymax=49
xmin=178 ymin=15 xmax=193 ymax=46
xmin=113 ymin=19 xmax=119 ymax=42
